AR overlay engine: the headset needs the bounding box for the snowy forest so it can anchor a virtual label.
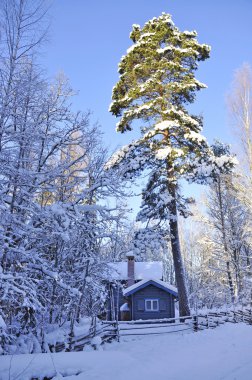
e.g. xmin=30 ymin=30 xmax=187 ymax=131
xmin=1 ymin=0 xmax=252 ymax=367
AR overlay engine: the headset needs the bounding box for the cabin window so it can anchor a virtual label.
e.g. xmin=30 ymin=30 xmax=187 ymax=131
xmin=145 ymin=299 xmax=159 ymax=311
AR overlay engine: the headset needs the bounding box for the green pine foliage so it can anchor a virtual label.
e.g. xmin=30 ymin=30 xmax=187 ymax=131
xmin=109 ymin=13 xmax=237 ymax=317
xmin=110 ymin=13 xmax=209 ymax=134
xmin=108 ymin=13 xmax=236 ymax=217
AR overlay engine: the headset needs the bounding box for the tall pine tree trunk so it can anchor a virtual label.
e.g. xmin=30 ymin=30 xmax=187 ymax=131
xmin=168 ymin=182 xmax=190 ymax=317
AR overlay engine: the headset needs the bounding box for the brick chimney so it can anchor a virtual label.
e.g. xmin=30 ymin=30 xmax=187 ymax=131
xmin=126 ymin=252 xmax=135 ymax=287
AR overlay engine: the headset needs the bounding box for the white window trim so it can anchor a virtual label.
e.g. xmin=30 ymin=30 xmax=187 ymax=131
xmin=145 ymin=299 xmax=159 ymax=311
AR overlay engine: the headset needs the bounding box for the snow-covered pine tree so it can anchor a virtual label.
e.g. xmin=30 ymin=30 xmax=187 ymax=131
xmin=109 ymin=13 xmax=236 ymax=316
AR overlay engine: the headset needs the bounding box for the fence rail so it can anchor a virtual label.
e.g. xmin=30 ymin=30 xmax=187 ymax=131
xmin=53 ymin=320 xmax=118 ymax=353
xmin=52 ymin=307 xmax=252 ymax=353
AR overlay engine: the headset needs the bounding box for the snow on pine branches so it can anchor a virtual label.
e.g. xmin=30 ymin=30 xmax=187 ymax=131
xmin=108 ymin=13 xmax=237 ymax=317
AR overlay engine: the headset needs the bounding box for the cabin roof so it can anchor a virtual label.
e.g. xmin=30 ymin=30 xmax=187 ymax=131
xmin=108 ymin=261 xmax=162 ymax=281
xmin=123 ymin=278 xmax=178 ymax=297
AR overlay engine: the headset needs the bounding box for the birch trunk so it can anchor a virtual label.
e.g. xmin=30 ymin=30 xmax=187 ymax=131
xmin=217 ymin=178 xmax=235 ymax=303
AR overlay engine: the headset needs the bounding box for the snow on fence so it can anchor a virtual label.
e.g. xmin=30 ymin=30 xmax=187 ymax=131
xmin=52 ymin=320 xmax=119 ymax=353
xmin=48 ymin=308 xmax=252 ymax=353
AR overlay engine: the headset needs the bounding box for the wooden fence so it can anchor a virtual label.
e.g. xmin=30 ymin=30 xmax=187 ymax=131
xmin=52 ymin=307 xmax=252 ymax=352
xmin=53 ymin=320 xmax=119 ymax=353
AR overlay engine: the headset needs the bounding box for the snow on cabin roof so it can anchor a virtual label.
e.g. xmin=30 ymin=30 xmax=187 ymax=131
xmin=123 ymin=278 xmax=178 ymax=297
xmin=109 ymin=261 xmax=162 ymax=281
xmin=120 ymin=302 xmax=130 ymax=312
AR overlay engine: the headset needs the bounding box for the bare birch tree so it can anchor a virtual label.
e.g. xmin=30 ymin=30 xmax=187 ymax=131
xmin=227 ymin=63 xmax=252 ymax=175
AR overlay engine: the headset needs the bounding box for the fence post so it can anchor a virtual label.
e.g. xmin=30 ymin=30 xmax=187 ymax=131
xmin=223 ymin=311 xmax=227 ymax=322
xmin=249 ymin=309 xmax=252 ymax=325
xmin=233 ymin=311 xmax=237 ymax=323
xmin=193 ymin=315 xmax=198 ymax=332
xmin=116 ymin=314 xmax=120 ymax=342
xmin=216 ymin=316 xmax=219 ymax=327
xmin=93 ymin=317 xmax=97 ymax=337
xmin=67 ymin=314 xmax=75 ymax=352
xmin=206 ymin=314 xmax=209 ymax=329
xmin=89 ymin=316 xmax=96 ymax=338
xmin=41 ymin=314 xmax=46 ymax=353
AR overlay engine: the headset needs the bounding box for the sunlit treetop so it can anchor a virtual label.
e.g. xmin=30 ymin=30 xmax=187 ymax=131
xmin=110 ymin=12 xmax=210 ymax=136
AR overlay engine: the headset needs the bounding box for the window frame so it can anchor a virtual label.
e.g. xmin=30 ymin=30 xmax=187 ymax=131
xmin=145 ymin=298 xmax=159 ymax=312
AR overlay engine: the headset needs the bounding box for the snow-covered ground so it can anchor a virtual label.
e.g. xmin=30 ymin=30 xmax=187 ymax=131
xmin=1 ymin=323 xmax=252 ymax=380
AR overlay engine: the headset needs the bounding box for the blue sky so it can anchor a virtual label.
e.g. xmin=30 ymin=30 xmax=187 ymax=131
xmin=44 ymin=0 xmax=252 ymax=153
xmin=42 ymin=0 xmax=252 ymax=215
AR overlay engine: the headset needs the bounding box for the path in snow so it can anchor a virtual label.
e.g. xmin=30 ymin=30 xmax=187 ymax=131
xmin=1 ymin=323 xmax=252 ymax=380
